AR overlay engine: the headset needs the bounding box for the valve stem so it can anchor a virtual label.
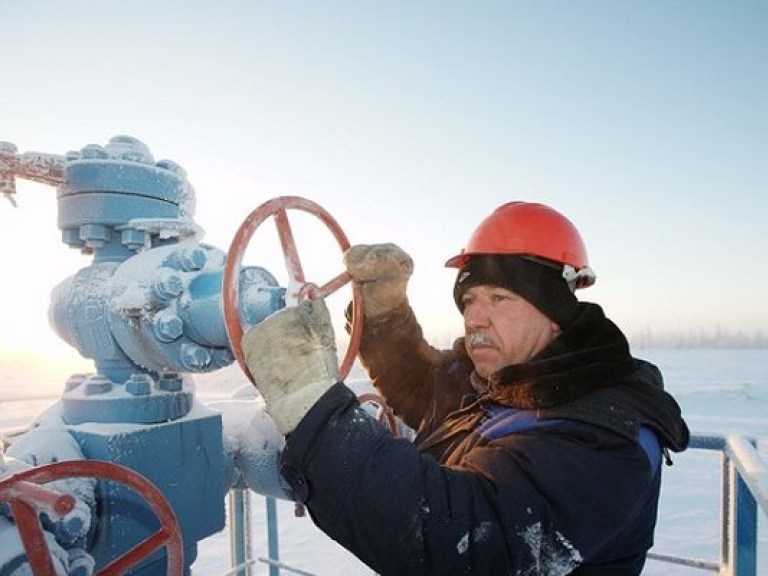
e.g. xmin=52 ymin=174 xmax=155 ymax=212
xmin=0 ymin=141 xmax=66 ymax=208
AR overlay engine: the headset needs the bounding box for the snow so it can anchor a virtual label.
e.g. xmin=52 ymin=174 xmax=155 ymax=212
xmin=517 ymin=522 xmax=583 ymax=576
xmin=1 ymin=349 xmax=767 ymax=575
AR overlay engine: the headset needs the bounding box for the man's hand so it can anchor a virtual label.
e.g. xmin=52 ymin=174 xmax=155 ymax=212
xmin=242 ymin=297 xmax=339 ymax=435
xmin=343 ymin=243 xmax=414 ymax=318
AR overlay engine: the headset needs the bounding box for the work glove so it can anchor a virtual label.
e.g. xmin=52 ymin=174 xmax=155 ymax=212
xmin=343 ymin=243 xmax=414 ymax=318
xmin=242 ymin=297 xmax=339 ymax=435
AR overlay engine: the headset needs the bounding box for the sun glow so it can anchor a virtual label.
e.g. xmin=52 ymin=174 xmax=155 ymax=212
xmin=0 ymin=343 xmax=92 ymax=390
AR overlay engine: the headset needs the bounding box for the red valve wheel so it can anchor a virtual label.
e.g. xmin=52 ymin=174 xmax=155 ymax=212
xmin=0 ymin=460 xmax=184 ymax=576
xmin=357 ymin=392 xmax=399 ymax=437
xmin=223 ymin=196 xmax=364 ymax=385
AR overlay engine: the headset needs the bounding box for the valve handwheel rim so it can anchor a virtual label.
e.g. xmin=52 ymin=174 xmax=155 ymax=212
xmin=223 ymin=195 xmax=364 ymax=386
xmin=0 ymin=460 xmax=184 ymax=576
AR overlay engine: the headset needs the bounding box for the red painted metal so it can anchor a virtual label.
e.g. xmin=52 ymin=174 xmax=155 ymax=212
xmin=7 ymin=497 xmax=59 ymax=575
xmin=2 ymin=479 xmax=76 ymax=518
xmin=223 ymin=196 xmax=363 ymax=385
xmin=0 ymin=478 xmax=77 ymax=575
xmin=357 ymin=392 xmax=399 ymax=436
xmin=273 ymin=206 xmax=305 ymax=286
xmin=0 ymin=460 xmax=183 ymax=576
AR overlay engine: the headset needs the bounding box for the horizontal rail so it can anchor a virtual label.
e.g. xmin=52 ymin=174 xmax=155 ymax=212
xmin=646 ymin=551 xmax=719 ymax=572
xmin=257 ymin=558 xmax=317 ymax=576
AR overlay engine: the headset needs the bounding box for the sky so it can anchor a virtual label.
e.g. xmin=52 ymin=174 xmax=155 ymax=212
xmin=1 ymin=1 xmax=767 ymax=381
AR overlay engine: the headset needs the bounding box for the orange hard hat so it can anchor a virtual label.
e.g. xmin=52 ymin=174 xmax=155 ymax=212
xmin=445 ymin=201 xmax=596 ymax=289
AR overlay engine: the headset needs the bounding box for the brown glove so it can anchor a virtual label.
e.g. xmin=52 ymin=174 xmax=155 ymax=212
xmin=343 ymin=243 xmax=414 ymax=318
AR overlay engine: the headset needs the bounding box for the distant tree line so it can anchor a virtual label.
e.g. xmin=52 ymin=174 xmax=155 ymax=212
xmin=423 ymin=327 xmax=768 ymax=351
xmin=630 ymin=327 xmax=768 ymax=349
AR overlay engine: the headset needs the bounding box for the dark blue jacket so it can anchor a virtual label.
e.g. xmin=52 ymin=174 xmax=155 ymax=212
xmin=281 ymin=303 xmax=689 ymax=575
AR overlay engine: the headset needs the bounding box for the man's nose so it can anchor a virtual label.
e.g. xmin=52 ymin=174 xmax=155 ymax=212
xmin=464 ymin=300 xmax=490 ymax=329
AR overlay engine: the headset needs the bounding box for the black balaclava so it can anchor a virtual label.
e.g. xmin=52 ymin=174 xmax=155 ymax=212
xmin=453 ymin=254 xmax=578 ymax=328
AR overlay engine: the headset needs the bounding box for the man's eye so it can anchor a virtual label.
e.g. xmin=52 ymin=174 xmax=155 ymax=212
xmin=490 ymin=293 xmax=509 ymax=302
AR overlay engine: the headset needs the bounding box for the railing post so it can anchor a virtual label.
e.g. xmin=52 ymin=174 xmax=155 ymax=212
xmin=229 ymin=488 xmax=252 ymax=576
xmin=730 ymin=461 xmax=758 ymax=576
xmin=721 ymin=451 xmax=732 ymax=575
xmin=266 ymin=497 xmax=280 ymax=576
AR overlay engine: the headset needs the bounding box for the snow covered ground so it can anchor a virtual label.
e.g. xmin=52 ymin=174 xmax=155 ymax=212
xmin=2 ymin=348 xmax=767 ymax=575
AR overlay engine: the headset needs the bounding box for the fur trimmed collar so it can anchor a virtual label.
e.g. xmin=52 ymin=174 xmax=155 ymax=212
xmin=469 ymin=302 xmax=689 ymax=452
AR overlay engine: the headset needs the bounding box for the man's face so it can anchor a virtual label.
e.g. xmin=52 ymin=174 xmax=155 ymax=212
xmin=461 ymin=284 xmax=561 ymax=379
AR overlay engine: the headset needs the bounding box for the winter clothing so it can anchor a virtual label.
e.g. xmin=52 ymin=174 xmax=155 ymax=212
xmin=343 ymin=243 xmax=414 ymax=318
xmin=242 ymin=299 xmax=339 ymax=435
xmin=278 ymin=300 xmax=689 ymax=575
xmin=453 ymin=254 xmax=579 ymax=327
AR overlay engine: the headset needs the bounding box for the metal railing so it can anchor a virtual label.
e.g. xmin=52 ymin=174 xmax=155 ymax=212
xmin=646 ymin=433 xmax=767 ymax=576
xmin=238 ymin=433 xmax=768 ymax=576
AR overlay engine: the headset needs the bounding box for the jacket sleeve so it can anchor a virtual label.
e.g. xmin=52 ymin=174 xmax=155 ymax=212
xmin=349 ymin=302 xmax=455 ymax=430
xmin=281 ymin=384 xmax=662 ymax=575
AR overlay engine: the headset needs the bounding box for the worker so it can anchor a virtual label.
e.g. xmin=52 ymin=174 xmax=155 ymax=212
xmin=242 ymin=201 xmax=690 ymax=575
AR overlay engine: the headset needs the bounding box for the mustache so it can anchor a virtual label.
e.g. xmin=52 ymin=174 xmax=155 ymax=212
xmin=467 ymin=331 xmax=494 ymax=347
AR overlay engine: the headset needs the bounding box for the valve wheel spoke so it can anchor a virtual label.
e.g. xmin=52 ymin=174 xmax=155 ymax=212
xmin=223 ymin=196 xmax=363 ymax=385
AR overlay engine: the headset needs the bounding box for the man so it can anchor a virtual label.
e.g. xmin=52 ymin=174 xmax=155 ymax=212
xmin=243 ymin=201 xmax=689 ymax=575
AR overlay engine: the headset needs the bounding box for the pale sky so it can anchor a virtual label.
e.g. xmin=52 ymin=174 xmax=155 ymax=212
xmin=2 ymin=1 xmax=767 ymax=379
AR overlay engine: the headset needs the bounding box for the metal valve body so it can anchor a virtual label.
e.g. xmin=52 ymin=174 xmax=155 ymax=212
xmin=1 ymin=136 xmax=287 ymax=574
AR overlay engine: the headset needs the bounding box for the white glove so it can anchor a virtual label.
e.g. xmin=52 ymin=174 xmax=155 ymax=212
xmin=242 ymin=297 xmax=339 ymax=435
xmin=343 ymin=243 xmax=414 ymax=318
